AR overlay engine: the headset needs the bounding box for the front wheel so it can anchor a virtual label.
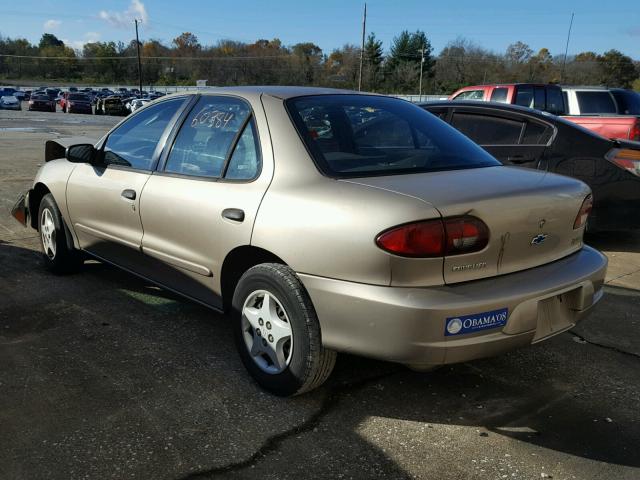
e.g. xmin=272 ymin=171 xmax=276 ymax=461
xmin=38 ymin=193 xmax=83 ymax=274
xmin=232 ymin=263 xmax=336 ymax=396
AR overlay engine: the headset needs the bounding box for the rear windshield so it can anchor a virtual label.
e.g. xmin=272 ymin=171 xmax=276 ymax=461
xmin=69 ymin=93 xmax=89 ymax=101
xmin=286 ymin=95 xmax=500 ymax=178
xmin=576 ymin=91 xmax=617 ymax=114
xmin=33 ymin=95 xmax=49 ymax=100
xmin=611 ymin=90 xmax=640 ymax=115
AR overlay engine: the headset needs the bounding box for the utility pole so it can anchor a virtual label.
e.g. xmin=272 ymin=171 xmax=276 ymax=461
xmin=560 ymin=12 xmax=574 ymax=83
xmin=358 ymin=3 xmax=367 ymax=91
xmin=418 ymin=47 xmax=425 ymax=102
xmin=134 ymin=19 xmax=143 ymax=93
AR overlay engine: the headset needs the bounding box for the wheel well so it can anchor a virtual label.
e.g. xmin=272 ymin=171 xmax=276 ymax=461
xmin=221 ymin=246 xmax=286 ymax=313
xmin=29 ymin=183 xmax=51 ymax=229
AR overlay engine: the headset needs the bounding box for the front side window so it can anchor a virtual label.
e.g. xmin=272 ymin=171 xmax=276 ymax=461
xmin=103 ymin=97 xmax=186 ymax=170
xmin=164 ymin=96 xmax=251 ymax=178
xmin=287 ymin=95 xmax=500 ymax=177
xmin=454 ymin=90 xmax=485 ymax=101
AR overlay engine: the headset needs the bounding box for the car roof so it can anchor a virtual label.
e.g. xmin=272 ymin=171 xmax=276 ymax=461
xmin=178 ymin=85 xmax=364 ymax=100
xmin=560 ymin=85 xmax=611 ymax=91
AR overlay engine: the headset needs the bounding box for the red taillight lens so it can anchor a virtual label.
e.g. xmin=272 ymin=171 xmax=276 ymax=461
xmin=573 ymin=194 xmax=593 ymax=230
xmin=376 ymin=217 xmax=489 ymax=258
xmin=444 ymin=217 xmax=489 ymax=255
xmin=376 ymin=220 xmax=445 ymax=257
xmin=630 ymin=123 xmax=640 ymax=142
xmin=607 ymin=148 xmax=640 ymax=177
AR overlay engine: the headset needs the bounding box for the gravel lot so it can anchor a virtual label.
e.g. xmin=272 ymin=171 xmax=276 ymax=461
xmin=1 ymin=107 xmax=639 ymax=480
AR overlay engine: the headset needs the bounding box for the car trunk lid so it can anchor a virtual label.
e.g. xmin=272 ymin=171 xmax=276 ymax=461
xmin=343 ymin=166 xmax=590 ymax=285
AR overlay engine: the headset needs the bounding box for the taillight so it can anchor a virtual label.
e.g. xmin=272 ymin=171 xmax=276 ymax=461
xmin=444 ymin=217 xmax=490 ymax=255
xmin=376 ymin=216 xmax=489 ymax=258
xmin=630 ymin=122 xmax=640 ymax=142
xmin=376 ymin=220 xmax=445 ymax=257
xmin=573 ymin=194 xmax=593 ymax=230
xmin=607 ymin=148 xmax=640 ymax=177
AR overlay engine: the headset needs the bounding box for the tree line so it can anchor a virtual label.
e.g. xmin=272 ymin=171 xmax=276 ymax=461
xmin=1 ymin=31 xmax=639 ymax=93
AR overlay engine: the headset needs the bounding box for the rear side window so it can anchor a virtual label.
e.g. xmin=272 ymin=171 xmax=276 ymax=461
xmin=451 ymin=112 xmax=524 ymax=145
xmin=490 ymin=88 xmax=508 ymax=103
xmin=103 ymin=97 xmax=186 ymax=170
xmin=515 ymin=86 xmax=534 ymax=108
xmin=165 ymin=95 xmax=260 ymax=180
xmin=576 ymin=91 xmax=617 ymax=114
xmin=287 ymin=95 xmax=500 ymax=178
xmin=521 ymin=121 xmax=553 ymax=145
xmin=454 ymin=90 xmax=485 ymax=101
xmin=546 ymin=88 xmax=565 ymax=115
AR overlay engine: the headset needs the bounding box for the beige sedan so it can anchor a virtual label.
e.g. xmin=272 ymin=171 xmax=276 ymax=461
xmin=12 ymin=87 xmax=607 ymax=396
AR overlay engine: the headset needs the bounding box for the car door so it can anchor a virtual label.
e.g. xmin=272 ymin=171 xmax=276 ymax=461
xmin=137 ymin=94 xmax=273 ymax=308
xmin=449 ymin=107 xmax=552 ymax=169
xmin=66 ymin=96 xmax=189 ymax=271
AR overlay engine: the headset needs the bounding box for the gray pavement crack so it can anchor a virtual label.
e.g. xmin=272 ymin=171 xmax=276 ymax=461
xmin=605 ymin=267 xmax=640 ymax=285
xmin=569 ymin=330 xmax=640 ymax=360
xmin=175 ymin=369 xmax=401 ymax=480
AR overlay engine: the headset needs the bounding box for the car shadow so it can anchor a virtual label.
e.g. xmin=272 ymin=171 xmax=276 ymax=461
xmin=1 ymin=241 xmax=638 ymax=479
xmin=586 ymin=230 xmax=640 ymax=254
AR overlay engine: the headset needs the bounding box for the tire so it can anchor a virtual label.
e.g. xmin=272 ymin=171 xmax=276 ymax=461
xmin=38 ymin=193 xmax=83 ymax=274
xmin=232 ymin=263 xmax=336 ymax=396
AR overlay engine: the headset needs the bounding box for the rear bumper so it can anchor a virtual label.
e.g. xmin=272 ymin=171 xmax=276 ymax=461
xmin=300 ymin=246 xmax=607 ymax=367
xmin=11 ymin=190 xmax=30 ymax=227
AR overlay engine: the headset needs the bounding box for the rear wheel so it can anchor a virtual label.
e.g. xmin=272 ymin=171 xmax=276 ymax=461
xmin=38 ymin=194 xmax=83 ymax=274
xmin=232 ymin=263 xmax=336 ymax=396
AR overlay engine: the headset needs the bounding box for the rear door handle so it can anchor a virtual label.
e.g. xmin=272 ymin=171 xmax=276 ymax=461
xmin=222 ymin=208 xmax=245 ymax=222
xmin=121 ymin=189 xmax=136 ymax=200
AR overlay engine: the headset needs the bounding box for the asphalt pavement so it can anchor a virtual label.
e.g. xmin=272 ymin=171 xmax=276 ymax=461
xmin=1 ymin=107 xmax=639 ymax=480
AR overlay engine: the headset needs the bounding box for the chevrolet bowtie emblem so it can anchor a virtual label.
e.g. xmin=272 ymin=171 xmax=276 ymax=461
xmin=531 ymin=233 xmax=548 ymax=246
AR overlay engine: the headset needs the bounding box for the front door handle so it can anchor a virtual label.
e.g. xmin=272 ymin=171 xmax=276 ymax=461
xmin=222 ymin=208 xmax=245 ymax=222
xmin=121 ymin=189 xmax=136 ymax=200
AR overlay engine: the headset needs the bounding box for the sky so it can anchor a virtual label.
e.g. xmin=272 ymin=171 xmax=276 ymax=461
xmin=2 ymin=0 xmax=640 ymax=58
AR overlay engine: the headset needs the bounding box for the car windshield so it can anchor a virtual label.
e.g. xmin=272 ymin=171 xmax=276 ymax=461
xmin=286 ymin=95 xmax=500 ymax=177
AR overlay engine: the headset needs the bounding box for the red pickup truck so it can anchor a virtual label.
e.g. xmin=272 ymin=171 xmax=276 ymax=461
xmin=450 ymin=83 xmax=640 ymax=141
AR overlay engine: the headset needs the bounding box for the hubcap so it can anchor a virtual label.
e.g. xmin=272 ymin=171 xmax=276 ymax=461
xmin=40 ymin=208 xmax=56 ymax=259
xmin=241 ymin=290 xmax=294 ymax=375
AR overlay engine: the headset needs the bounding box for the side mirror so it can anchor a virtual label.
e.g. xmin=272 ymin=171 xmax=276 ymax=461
xmin=66 ymin=144 xmax=96 ymax=164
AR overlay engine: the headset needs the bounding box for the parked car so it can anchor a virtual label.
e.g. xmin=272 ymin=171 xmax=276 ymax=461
xmin=421 ymin=100 xmax=640 ymax=231
xmin=13 ymin=90 xmax=26 ymax=101
xmin=0 ymin=95 xmax=21 ymax=110
xmin=28 ymin=94 xmax=56 ymax=112
xmin=11 ymin=87 xmax=607 ymax=396
xmin=95 ymin=94 xmax=129 ymax=116
xmin=45 ymin=88 xmax=60 ymax=102
xmin=451 ymin=83 xmax=640 ymax=141
xmin=61 ymin=93 xmax=93 ymax=114
xmin=0 ymin=86 xmax=17 ymax=97
xmin=23 ymin=90 xmax=32 ymax=101
xmin=127 ymin=97 xmax=151 ymax=113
